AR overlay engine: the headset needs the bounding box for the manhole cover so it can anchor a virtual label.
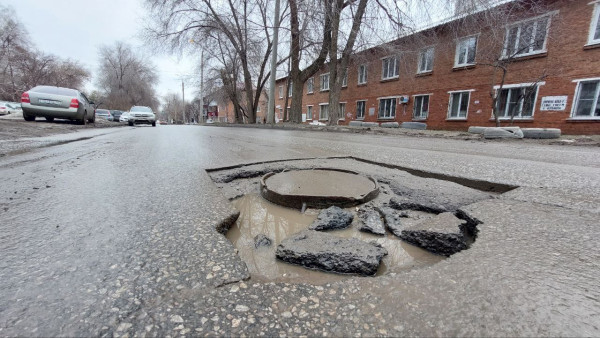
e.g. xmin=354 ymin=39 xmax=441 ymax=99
xmin=260 ymin=168 xmax=379 ymax=209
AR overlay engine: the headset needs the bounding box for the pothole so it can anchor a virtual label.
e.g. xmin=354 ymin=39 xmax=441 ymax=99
xmin=209 ymin=157 xmax=510 ymax=284
xmin=228 ymin=194 xmax=444 ymax=284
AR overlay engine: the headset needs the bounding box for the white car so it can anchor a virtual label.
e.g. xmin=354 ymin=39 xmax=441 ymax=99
xmin=0 ymin=102 xmax=20 ymax=115
xmin=120 ymin=112 xmax=130 ymax=122
xmin=127 ymin=106 xmax=156 ymax=127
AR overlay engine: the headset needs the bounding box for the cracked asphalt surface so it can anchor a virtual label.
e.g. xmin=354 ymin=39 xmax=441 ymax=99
xmin=1 ymin=124 xmax=599 ymax=336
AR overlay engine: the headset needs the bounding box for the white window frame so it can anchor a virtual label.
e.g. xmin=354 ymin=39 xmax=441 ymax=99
xmin=454 ymin=35 xmax=478 ymax=67
xmin=417 ymin=46 xmax=434 ymax=74
xmin=288 ymin=84 xmax=292 ymax=97
xmin=306 ymin=105 xmax=313 ymax=120
xmin=378 ymin=96 xmax=397 ymax=119
xmin=381 ymin=56 xmax=399 ymax=80
xmin=356 ymin=100 xmax=366 ymax=120
xmin=320 ymin=73 xmax=330 ymax=91
xmin=342 ymin=69 xmax=348 ymax=87
xmin=358 ymin=64 xmax=367 ymax=84
xmin=319 ymin=103 xmax=329 ymax=120
xmin=307 ymin=77 xmax=314 ymax=94
xmin=339 ymin=102 xmax=346 ymax=120
xmin=571 ymin=77 xmax=600 ymax=119
xmin=588 ymin=3 xmax=600 ymax=46
xmin=502 ymin=13 xmax=553 ymax=59
xmin=447 ymin=90 xmax=473 ymax=119
xmin=492 ymin=83 xmax=542 ymax=119
xmin=413 ymin=94 xmax=431 ymax=120
xmin=278 ymin=85 xmax=283 ymax=99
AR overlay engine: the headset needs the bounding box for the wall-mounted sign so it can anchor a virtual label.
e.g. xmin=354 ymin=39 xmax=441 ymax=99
xmin=540 ymin=96 xmax=568 ymax=111
xmin=369 ymin=107 xmax=375 ymax=116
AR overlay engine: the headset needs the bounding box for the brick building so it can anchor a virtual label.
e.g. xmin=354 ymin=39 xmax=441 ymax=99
xmin=274 ymin=0 xmax=600 ymax=134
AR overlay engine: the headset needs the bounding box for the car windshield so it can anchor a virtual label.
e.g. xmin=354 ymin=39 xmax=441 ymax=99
xmin=96 ymin=109 xmax=110 ymax=114
xmin=130 ymin=106 xmax=152 ymax=113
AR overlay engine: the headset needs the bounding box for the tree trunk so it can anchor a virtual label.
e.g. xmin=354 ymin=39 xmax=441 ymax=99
xmin=287 ymin=0 xmax=332 ymax=124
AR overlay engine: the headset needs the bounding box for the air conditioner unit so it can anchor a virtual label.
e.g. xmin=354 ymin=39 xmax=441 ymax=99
xmin=398 ymin=95 xmax=410 ymax=104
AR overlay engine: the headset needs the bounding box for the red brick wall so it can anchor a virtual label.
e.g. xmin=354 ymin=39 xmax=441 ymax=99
xmin=275 ymin=0 xmax=600 ymax=135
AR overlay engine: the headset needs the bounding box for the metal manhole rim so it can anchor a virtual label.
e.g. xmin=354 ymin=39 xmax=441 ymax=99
xmin=260 ymin=167 xmax=379 ymax=210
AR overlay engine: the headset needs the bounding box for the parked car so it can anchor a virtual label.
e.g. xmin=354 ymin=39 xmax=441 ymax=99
xmin=95 ymin=109 xmax=113 ymax=121
xmin=110 ymin=110 xmax=124 ymax=122
xmin=0 ymin=102 xmax=13 ymax=115
xmin=20 ymin=86 xmax=95 ymax=124
xmin=160 ymin=120 xmax=168 ymax=125
xmin=8 ymin=102 xmax=22 ymax=114
xmin=128 ymin=106 xmax=156 ymax=127
xmin=120 ymin=112 xmax=130 ymax=122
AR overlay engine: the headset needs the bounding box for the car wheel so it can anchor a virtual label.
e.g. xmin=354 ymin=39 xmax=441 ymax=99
xmin=23 ymin=111 xmax=35 ymax=121
xmin=128 ymin=121 xmax=134 ymax=126
xmin=45 ymin=117 xmax=55 ymax=122
xmin=78 ymin=111 xmax=87 ymax=125
xmin=152 ymin=122 xmax=156 ymax=127
xmin=88 ymin=112 xmax=95 ymax=123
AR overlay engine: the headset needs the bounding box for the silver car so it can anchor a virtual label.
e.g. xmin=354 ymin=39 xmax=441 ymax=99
xmin=21 ymin=86 xmax=95 ymax=124
xmin=128 ymin=106 xmax=156 ymax=127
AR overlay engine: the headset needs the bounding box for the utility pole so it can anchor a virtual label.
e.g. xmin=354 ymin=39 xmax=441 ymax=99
xmin=181 ymin=79 xmax=185 ymax=124
xmin=267 ymin=0 xmax=281 ymax=125
xmin=200 ymin=49 xmax=204 ymax=123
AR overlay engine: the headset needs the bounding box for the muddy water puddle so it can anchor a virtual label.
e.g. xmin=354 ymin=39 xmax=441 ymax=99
xmin=227 ymin=194 xmax=444 ymax=284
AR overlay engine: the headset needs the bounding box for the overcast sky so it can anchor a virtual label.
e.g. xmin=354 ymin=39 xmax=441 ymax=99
xmin=7 ymin=0 xmax=197 ymax=102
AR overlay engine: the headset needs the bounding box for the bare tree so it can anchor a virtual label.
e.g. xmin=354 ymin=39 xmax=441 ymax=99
xmin=145 ymin=0 xmax=288 ymax=124
xmin=162 ymin=92 xmax=184 ymax=123
xmin=96 ymin=42 xmax=159 ymax=111
xmin=0 ymin=5 xmax=89 ymax=101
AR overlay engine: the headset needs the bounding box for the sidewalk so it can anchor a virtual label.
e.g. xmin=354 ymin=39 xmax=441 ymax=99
xmin=204 ymin=121 xmax=600 ymax=147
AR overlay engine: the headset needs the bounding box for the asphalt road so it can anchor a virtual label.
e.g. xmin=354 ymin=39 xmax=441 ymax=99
xmin=1 ymin=125 xmax=599 ymax=336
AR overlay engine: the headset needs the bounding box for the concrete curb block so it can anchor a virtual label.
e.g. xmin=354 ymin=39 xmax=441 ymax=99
xmin=348 ymin=121 xmax=363 ymax=127
xmin=381 ymin=122 xmax=400 ymax=128
xmin=401 ymin=122 xmax=427 ymax=130
xmin=483 ymin=127 xmax=524 ymax=139
xmin=468 ymin=126 xmax=487 ymax=134
xmin=521 ymin=128 xmax=561 ymax=139
xmin=361 ymin=122 xmax=379 ymax=127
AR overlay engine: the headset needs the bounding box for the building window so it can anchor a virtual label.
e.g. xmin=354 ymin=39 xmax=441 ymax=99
xmin=381 ymin=56 xmax=399 ymax=80
xmin=448 ymin=91 xmax=470 ymax=119
xmin=339 ymin=102 xmax=346 ymax=120
xmin=356 ymin=100 xmax=366 ymax=119
xmin=589 ymin=4 xmax=600 ymax=45
xmin=504 ymin=15 xmax=550 ymax=58
xmin=342 ymin=69 xmax=348 ymax=87
xmin=307 ymin=105 xmax=313 ymax=120
xmin=307 ymin=77 xmax=314 ymax=93
xmin=278 ymin=85 xmax=283 ymax=99
xmin=413 ymin=95 xmax=430 ymax=119
xmin=320 ymin=73 xmax=330 ymax=91
xmin=572 ymin=80 xmax=600 ymax=119
xmin=418 ymin=47 xmax=434 ymax=73
xmin=378 ymin=98 xmax=396 ymax=119
xmin=496 ymin=85 xmax=538 ymax=119
xmin=288 ymin=85 xmax=292 ymax=97
xmin=455 ymin=36 xmax=478 ymax=67
xmin=358 ymin=64 xmax=367 ymax=84
xmin=319 ymin=104 xmax=329 ymax=120
xmin=256 ymin=105 xmax=261 ymax=112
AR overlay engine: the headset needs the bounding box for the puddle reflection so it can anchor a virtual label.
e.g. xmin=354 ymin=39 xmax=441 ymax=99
xmin=228 ymin=194 xmax=445 ymax=284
